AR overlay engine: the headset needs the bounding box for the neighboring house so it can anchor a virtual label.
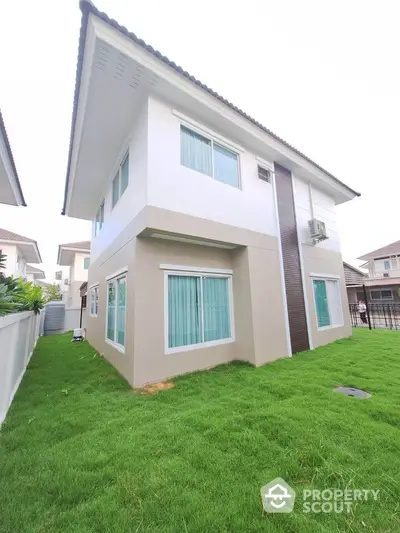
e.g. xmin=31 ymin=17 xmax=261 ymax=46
xmin=0 ymin=228 xmax=42 ymax=278
xmin=57 ymin=241 xmax=91 ymax=309
xmin=26 ymin=265 xmax=46 ymax=285
xmin=36 ymin=280 xmax=53 ymax=291
xmin=61 ymin=1 xmax=360 ymax=388
xmin=0 ymin=109 xmax=26 ymax=207
xmin=343 ymin=262 xmax=367 ymax=303
xmin=355 ymin=240 xmax=400 ymax=303
xmin=54 ymin=266 xmax=70 ymax=301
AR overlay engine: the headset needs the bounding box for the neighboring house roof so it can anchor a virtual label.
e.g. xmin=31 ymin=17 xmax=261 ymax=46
xmin=0 ymin=228 xmax=36 ymax=243
xmin=0 ymin=227 xmax=42 ymax=263
xmin=36 ymin=280 xmax=53 ymax=289
xmin=58 ymin=240 xmax=91 ymax=250
xmin=26 ymin=264 xmax=45 ymax=279
xmin=62 ymin=0 xmax=360 ymax=215
xmin=57 ymin=240 xmax=91 ymax=266
xmin=358 ymin=240 xmax=400 ymax=261
xmin=0 ymin=109 xmax=26 ymax=206
xmin=343 ymin=261 xmax=366 ymax=286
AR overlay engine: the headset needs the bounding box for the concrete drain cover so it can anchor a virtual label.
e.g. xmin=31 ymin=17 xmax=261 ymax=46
xmin=334 ymin=387 xmax=371 ymax=399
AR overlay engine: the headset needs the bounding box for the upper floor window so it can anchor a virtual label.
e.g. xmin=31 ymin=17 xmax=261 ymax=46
xmin=371 ymin=289 xmax=392 ymax=300
xmin=95 ymin=202 xmax=104 ymax=236
xmin=180 ymin=126 xmax=240 ymax=188
xmin=112 ymin=152 xmax=129 ymax=208
xmin=384 ymin=260 xmax=391 ymax=270
xmin=83 ymin=257 xmax=90 ymax=270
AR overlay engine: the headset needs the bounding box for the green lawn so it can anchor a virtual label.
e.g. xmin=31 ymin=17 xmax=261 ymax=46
xmin=1 ymin=330 xmax=400 ymax=533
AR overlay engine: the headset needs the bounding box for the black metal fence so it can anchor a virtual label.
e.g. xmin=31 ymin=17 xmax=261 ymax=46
xmin=349 ymin=302 xmax=400 ymax=330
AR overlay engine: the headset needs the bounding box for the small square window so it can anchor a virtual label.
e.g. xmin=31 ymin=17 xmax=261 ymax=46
xmin=258 ymin=166 xmax=271 ymax=183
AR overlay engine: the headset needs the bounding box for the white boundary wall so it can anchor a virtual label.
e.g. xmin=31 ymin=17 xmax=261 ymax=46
xmin=0 ymin=311 xmax=40 ymax=424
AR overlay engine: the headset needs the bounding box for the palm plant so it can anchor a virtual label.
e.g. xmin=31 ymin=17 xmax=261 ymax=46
xmin=0 ymin=284 xmax=17 ymax=316
xmin=0 ymin=253 xmax=7 ymax=273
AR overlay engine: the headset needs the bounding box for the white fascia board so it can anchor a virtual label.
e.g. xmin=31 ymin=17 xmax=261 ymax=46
xmin=92 ymin=17 xmax=356 ymax=205
xmin=57 ymin=247 xmax=90 ymax=266
xmin=65 ymin=15 xmax=97 ymax=217
xmin=0 ymin=136 xmax=23 ymax=206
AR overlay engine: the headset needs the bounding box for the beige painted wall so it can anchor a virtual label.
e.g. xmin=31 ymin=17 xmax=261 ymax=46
xmin=86 ymin=206 xmax=290 ymax=387
xmin=132 ymin=236 xmax=288 ymax=386
xmin=302 ymin=245 xmax=352 ymax=348
xmin=86 ymin=237 xmax=136 ymax=386
xmin=132 ymin=238 xmax=235 ymax=386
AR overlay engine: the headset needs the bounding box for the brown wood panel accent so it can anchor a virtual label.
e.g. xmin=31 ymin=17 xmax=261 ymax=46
xmin=275 ymin=163 xmax=309 ymax=353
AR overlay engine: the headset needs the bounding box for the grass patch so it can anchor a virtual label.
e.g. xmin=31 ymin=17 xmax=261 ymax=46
xmin=1 ymin=329 xmax=400 ymax=532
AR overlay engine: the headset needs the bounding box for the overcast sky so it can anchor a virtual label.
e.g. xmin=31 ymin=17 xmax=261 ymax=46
xmin=0 ymin=0 xmax=399 ymax=279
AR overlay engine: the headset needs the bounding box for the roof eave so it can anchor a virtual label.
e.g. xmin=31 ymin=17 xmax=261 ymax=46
xmin=0 ymin=110 xmax=27 ymax=207
xmin=62 ymin=0 xmax=360 ymax=215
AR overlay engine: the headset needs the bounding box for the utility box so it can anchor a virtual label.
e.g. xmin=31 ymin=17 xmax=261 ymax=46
xmin=43 ymin=301 xmax=65 ymax=336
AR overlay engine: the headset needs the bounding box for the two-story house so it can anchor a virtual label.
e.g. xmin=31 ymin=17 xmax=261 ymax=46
xmin=0 ymin=109 xmax=26 ymax=207
xmin=61 ymin=1 xmax=360 ymax=388
xmin=57 ymin=241 xmax=91 ymax=309
xmin=0 ymin=228 xmax=42 ymax=278
xmin=356 ymin=240 xmax=400 ymax=302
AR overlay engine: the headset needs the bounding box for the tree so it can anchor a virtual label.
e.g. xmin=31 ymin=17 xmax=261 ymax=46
xmin=44 ymin=283 xmax=62 ymax=302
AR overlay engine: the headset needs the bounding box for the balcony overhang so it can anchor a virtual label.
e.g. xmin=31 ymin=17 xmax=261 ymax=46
xmin=5 ymin=241 xmax=41 ymax=264
xmin=57 ymin=245 xmax=90 ymax=266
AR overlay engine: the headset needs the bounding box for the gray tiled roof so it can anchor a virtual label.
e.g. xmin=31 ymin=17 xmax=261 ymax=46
xmin=358 ymin=240 xmax=400 ymax=261
xmin=62 ymin=0 xmax=360 ymax=214
xmin=26 ymin=265 xmax=45 ymax=276
xmin=343 ymin=261 xmax=366 ymax=285
xmin=0 ymin=228 xmax=36 ymax=243
xmin=58 ymin=240 xmax=91 ymax=250
xmin=0 ymin=109 xmax=26 ymax=206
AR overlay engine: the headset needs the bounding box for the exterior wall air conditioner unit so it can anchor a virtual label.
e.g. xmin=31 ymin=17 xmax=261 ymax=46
xmin=64 ymin=278 xmax=69 ymax=285
xmin=383 ymin=272 xmax=389 ymax=278
xmin=308 ymin=218 xmax=328 ymax=244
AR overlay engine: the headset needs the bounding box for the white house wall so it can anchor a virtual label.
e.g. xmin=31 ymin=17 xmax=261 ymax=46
xmin=0 ymin=243 xmax=26 ymax=278
xmin=146 ymin=96 xmax=277 ymax=238
xmin=72 ymin=252 xmax=90 ymax=282
xmin=90 ymin=103 xmax=148 ymax=264
xmin=293 ymin=176 xmax=341 ymax=253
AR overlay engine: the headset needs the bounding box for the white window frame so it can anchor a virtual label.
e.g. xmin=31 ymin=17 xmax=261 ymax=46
xmin=83 ymin=257 xmax=90 ymax=270
xmin=370 ymin=289 xmax=393 ymax=300
xmin=112 ymin=151 xmax=129 ymax=209
xmin=179 ymin=122 xmax=242 ymax=189
xmin=95 ymin=201 xmax=104 ymax=236
xmin=383 ymin=259 xmax=391 ymax=271
xmin=105 ymin=272 xmax=127 ymax=353
xmin=164 ymin=269 xmax=235 ymax=355
xmin=89 ymin=285 xmax=99 ymax=317
xmin=311 ymin=275 xmax=344 ymax=331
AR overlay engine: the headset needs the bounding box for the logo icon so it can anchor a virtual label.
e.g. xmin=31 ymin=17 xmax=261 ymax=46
xmin=261 ymin=477 xmax=295 ymax=513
